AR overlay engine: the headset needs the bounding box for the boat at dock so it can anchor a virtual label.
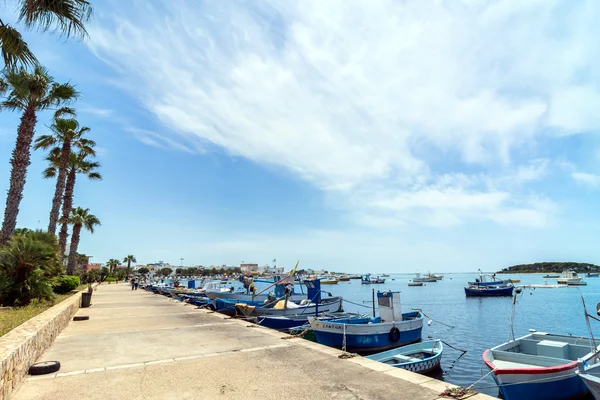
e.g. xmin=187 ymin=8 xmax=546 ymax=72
xmin=578 ymin=362 xmax=600 ymax=399
xmin=465 ymin=284 xmax=513 ymax=297
xmin=366 ymin=340 xmax=443 ymax=374
xmin=256 ymin=313 xmax=369 ymax=331
xmin=308 ymin=291 xmax=424 ymax=354
xmin=557 ymin=270 xmax=582 ymax=285
xmin=361 ymin=274 xmax=386 ymax=284
xmin=483 ymin=332 xmax=600 ymax=400
xmin=318 ymin=276 xmax=339 ymax=285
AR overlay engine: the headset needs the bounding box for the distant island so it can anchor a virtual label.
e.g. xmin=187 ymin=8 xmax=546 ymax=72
xmin=498 ymin=262 xmax=600 ymax=274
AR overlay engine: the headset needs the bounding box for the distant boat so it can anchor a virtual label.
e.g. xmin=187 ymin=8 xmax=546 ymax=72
xmin=361 ymin=274 xmax=386 ymax=284
xmin=408 ymin=282 xmax=423 ymax=287
xmin=484 ymin=332 xmax=598 ymax=400
xmin=507 ymin=279 xmax=521 ymax=283
xmin=309 ymin=291 xmax=423 ymax=353
xmin=413 ymin=273 xmax=436 ymax=283
xmin=427 ymin=273 xmax=444 ymax=281
xmin=366 ymin=340 xmax=443 ymax=374
xmin=543 ymin=274 xmax=560 ymax=278
xmin=348 ymin=274 xmax=362 ymax=279
xmin=465 ymin=284 xmax=513 ymax=297
xmin=568 ymin=281 xmax=588 ymax=286
xmin=318 ymin=276 xmax=339 ymax=285
xmin=557 ymin=270 xmax=582 ymax=285
xmin=338 ymin=275 xmax=350 ymax=281
xmin=587 ymin=272 xmax=600 ymax=278
xmin=381 ymin=273 xmax=390 ymax=277
xmin=468 ymin=270 xmax=506 ymax=286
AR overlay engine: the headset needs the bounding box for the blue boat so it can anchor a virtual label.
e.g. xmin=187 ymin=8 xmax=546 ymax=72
xmin=366 ymin=340 xmax=443 ymax=374
xmin=484 ymin=332 xmax=599 ymax=400
xmin=257 ymin=314 xmax=370 ymax=331
xmin=464 ymin=285 xmax=514 ymax=297
xmin=467 ymin=271 xmax=506 ymax=286
xmin=587 ymin=272 xmax=599 ymax=278
xmin=308 ymin=291 xmax=424 ymax=354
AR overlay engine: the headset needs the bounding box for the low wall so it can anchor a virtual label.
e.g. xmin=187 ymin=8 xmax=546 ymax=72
xmin=0 ymin=287 xmax=94 ymax=400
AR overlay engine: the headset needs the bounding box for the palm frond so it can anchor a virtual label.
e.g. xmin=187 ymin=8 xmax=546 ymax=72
xmin=0 ymin=23 xmax=37 ymax=69
xmin=43 ymin=81 xmax=79 ymax=108
xmin=33 ymin=134 xmax=56 ymax=150
xmin=1 ymin=97 xmax=26 ymax=111
xmin=42 ymin=166 xmax=57 ymax=178
xmin=68 ymin=206 xmax=100 ymax=233
xmin=53 ymin=106 xmax=76 ymax=119
xmin=19 ymin=0 xmax=93 ymax=39
xmin=87 ymin=172 xmax=102 ymax=180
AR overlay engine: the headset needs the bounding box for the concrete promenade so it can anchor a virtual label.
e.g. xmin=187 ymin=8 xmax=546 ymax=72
xmin=12 ymin=284 xmax=492 ymax=400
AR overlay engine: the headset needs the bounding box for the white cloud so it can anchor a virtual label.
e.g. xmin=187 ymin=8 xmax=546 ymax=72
xmin=572 ymin=172 xmax=600 ymax=188
xmin=87 ymin=0 xmax=600 ymax=227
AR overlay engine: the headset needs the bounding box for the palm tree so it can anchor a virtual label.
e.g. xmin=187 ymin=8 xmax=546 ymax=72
xmin=105 ymin=258 xmax=120 ymax=274
xmin=0 ymin=66 xmax=78 ymax=246
xmin=123 ymin=255 xmax=137 ymax=279
xmin=46 ymin=150 xmax=101 ymax=256
xmin=0 ymin=0 xmax=93 ymax=69
xmin=34 ymin=117 xmax=94 ymax=235
xmin=65 ymin=207 xmax=99 ymax=275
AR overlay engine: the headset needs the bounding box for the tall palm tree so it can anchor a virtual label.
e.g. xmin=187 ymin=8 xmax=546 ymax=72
xmin=34 ymin=117 xmax=94 ymax=235
xmin=0 ymin=0 xmax=93 ymax=69
xmin=0 ymin=66 xmax=78 ymax=246
xmin=123 ymin=255 xmax=137 ymax=279
xmin=45 ymin=150 xmax=101 ymax=256
xmin=65 ymin=207 xmax=99 ymax=275
xmin=105 ymin=258 xmax=120 ymax=274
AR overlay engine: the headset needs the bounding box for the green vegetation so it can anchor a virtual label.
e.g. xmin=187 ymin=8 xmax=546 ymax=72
xmin=174 ymin=267 xmax=242 ymax=276
xmin=137 ymin=267 xmax=149 ymax=275
xmin=498 ymin=262 xmax=600 ymax=274
xmin=105 ymin=259 xmax=120 ymax=274
xmin=158 ymin=267 xmax=173 ymax=277
xmin=53 ymin=275 xmax=80 ymax=294
xmin=65 ymin=207 xmax=100 ymax=274
xmin=123 ymin=255 xmax=136 ymax=279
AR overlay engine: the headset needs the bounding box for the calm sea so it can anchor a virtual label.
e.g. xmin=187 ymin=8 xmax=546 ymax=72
xmin=324 ymin=273 xmax=600 ymax=398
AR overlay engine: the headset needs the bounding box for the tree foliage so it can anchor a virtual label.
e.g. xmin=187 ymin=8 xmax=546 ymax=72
xmin=499 ymin=262 xmax=600 ymax=274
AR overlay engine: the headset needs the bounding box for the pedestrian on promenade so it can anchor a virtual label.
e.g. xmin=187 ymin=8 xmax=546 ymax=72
xmin=130 ymin=278 xmax=135 ymax=290
xmin=134 ymin=279 xmax=139 ymax=290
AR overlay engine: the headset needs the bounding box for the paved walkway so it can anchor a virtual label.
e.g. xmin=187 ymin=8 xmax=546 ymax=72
xmin=12 ymin=284 xmax=492 ymax=400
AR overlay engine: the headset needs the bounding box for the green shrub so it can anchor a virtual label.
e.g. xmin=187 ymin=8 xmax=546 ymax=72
xmin=0 ymin=230 xmax=61 ymax=306
xmin=105 ymin=277 xmax=117 ymax=282
xmin=53 ymin=275 xmax=80 ymax=294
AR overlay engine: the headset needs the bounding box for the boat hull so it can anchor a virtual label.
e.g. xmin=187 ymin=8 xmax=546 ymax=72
xmin=467 ymin=280 xmax=506 ymax=286
xmin=580 ymin=373 xmax=600 ymax=399
xmin=237 ymin=298 xmax=343 ymax=317
xmin=366 ymin=340 xmax=443 ymax=374
xmin=309 ymin=312 xmax=424 ymax=354
xmin=464 ymin=286 xmax=513 ymax=296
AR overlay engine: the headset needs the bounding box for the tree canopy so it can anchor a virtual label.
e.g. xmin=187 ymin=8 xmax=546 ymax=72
xmin=498 ymin=262 xmax=600 ymax=274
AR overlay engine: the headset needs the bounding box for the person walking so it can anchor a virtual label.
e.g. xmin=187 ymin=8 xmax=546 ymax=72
xmin=130 ymin=278 xmax=135 ymax=290
xmin=134 ymin=278 xmax=139 ymax=290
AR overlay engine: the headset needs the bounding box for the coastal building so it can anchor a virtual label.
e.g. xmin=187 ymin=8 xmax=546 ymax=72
xmin=240 ymin=263 xmax=259 ymax=273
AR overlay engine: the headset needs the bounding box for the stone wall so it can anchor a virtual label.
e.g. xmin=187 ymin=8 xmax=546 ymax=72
xmin=0 ymin=288 xmax=93 ymax=400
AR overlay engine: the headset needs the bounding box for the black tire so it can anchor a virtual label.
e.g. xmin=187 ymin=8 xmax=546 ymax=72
xmin=73 ymin=315 xmax=89 ymax=321
xmin=29 ymin=361 xmax=60 ymax=375
xmin=389 ymin=327 xmax=401 ymax=343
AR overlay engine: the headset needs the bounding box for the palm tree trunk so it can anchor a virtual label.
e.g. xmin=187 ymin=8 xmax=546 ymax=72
xmin=48 ymin=141 xmax=71 ymax=235
xmin=1 ymin=105 xmax=37 ymax=246
xmin=67 ymin=223 xmax=82 ymax=275
xmin=127 ymin=260 xmax=131 ymax=279
xmin=58 ymin=168 xmax=76 ymax=255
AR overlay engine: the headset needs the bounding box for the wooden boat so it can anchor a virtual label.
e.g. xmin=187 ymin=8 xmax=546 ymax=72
xmin=413 ymin=273 xmax=436 ymax=283
xmin=256 ymin=313 xmax=369 ymax=331
xmin=349 ymin=274 xmax=362 ymax=279
xmin=464 ymin=284 xmax=513 ymax=297
xmin=484 ymin=332 xmax=599 ymax=400
xmin=557 ymin=270 xmax=582 ymax=284
xmin=318 ymin=276 xmax=339 ymax=285
xmin=308 ymin=291 xmax=423 ymax=353
xmin=427 ymin=273 xmax=444 ymax=281
xmin=507 ymin=279 xmax=521 ymax=283
xmin=366 ymin=340 xmax=443 ymax=374
xmin=543 ymin=275 xmax=560 ymax=278
xmin=408 ymin=282 xmax=423 ymax=287
xmin=578 ymin=362 xmax=600 ymax=399
xmin=361 ymin=274 xmax=386 ymax=284
xmin=338 ymin=275 xmax=350 ymax=281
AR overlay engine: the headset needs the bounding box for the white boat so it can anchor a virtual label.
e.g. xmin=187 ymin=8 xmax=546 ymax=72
xmin=413 ymin=273 xmax=436 ymax=283
xmin=483 ymin=332 xmax=599 ymax=400
xmin=579 ymin=362 xmax=600 ymax=399
xmin=557 ymin=270 xmax=582 ymax=284
xmin=366 ymin=340 xmax=443 ymax=374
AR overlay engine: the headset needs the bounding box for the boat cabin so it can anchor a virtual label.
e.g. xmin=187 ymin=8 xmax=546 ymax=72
xmin=377 ymin=291 xmax=402 ymax=322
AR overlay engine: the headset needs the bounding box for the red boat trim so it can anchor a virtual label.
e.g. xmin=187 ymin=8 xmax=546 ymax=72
xmin=482 ymin=349 xmax=577 ymax=375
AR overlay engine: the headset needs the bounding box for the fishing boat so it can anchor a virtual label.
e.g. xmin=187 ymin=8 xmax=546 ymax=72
xmin=557 ymin=270 xmax=582 ymax=285
xmin=256 ymin=313 xmax=369 ymax=331
xmin=464 ymin=284 xmax=513 ymax=297
xmin=484 ymin=332 xmax=600 ymax=400
xmin=361 ymin=274 xmax=386 ymax=284
xmin=578 ymin=362 xmax=600 ymax=399
xmin=308 ymin=291 xmax=424 ymax=354
xmin=467 ymin=270 xmax=506 ymax=286
xmin=408 ymin=282 xmax=423 ymax=287
xmin=543 ymin=274 xmax=560 ymax=278
xmin=507 ymin=279 xmax=521 ymax=283
xmin=428 ymin=273 xmax=444 ymax=281
xmin=338 ymin=275 xmax=350 ymax=282
xmin=587 ymin=273 xmax=600 ymax=278
xmin=366 ymin=340 xmax=443 ymax=374
xmin=235 ymin=279 xmax=342 ymax=318
xmin=413 ymin=273 xmax=436 ymax=283
xmin=381 ymin=273 xmax=390 ymax=277
xmin=318 ymin=276 xmax=339 ymax=285
xmin=349 ymin=274 xmax=362 ymax=279
xmin=568 ymin=281 xmax=588 ymax=286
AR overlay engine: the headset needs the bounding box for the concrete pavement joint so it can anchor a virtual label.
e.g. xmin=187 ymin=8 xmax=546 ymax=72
xmin=57 ymin=321 xmax=236 ymax=338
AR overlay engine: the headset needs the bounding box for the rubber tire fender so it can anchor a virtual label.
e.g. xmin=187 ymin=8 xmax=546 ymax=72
xmin=389 ymin=327 xmax=401 ymax=343
xmin=29 ymin=361 xmax=61 ymax=375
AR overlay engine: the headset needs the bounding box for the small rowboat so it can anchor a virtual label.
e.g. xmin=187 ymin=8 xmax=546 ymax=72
xmin=408 ymin=282 xmax=423 ymax=287
xmin=366 ymin=340 xmax=443 ymax=374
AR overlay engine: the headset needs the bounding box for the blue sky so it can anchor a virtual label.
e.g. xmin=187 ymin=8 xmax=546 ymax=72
xmin=1 ymin=0 xmax=600 ymax=272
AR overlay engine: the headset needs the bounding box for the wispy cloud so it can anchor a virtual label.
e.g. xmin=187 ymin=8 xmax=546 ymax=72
xmin=87 ymin=0 xmax=600 ymax=227
xmin=572 ymin=172 xmax=600 ymax=188
xmin=79 ymin=104 xmax=114 ymax=118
